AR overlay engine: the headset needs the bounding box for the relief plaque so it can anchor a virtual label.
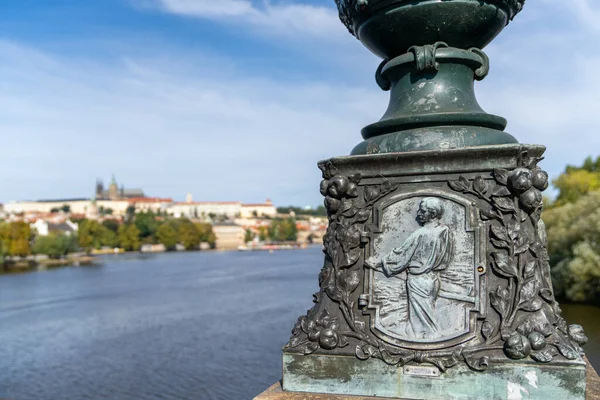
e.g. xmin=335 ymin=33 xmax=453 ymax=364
xmin=366 ymin=194 xmax=482 ymax=347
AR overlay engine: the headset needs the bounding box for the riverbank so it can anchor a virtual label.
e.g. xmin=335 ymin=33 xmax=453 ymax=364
xmin=0 ymin=255 xmax=96 ymax=274
xmin=0 ymin=244 xmax=319 ymax=275
xmin=0 ymin=248 xmax=597 ymax=400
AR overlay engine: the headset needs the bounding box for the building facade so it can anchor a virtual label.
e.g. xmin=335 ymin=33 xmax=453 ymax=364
xmin=240 ymin=199 xmax=277 ymax=219
xmin=95 ymin=175 xmax=145 ymax=201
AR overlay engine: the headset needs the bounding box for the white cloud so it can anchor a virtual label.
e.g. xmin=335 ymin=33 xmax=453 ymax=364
xmin=159 ymin=0 xmax=255 ymax=17
xmin=477 ymin=0 xmax=600 ymax=191
xmin=2 ymin=0 xmax=599 ymax=206
xmin=148 ymin=0 xmax=346 ymax=40
xmin=563 ymin=0 xmax=600 ymax=33
xmin=0 ymin=40 xmax=382 ymax=206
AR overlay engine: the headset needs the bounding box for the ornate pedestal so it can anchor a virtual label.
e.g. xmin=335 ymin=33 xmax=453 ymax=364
xmin=282 ymin=146 xmax=588 ymax=399
xmin=276 ymin=0 xmax=588 ymax=398
xmin=256 ymin=358 xmax=600 ymax=399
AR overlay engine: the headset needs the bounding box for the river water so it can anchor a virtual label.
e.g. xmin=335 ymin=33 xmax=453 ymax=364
xmin=0 ymin=247 xmax=597 ymax=400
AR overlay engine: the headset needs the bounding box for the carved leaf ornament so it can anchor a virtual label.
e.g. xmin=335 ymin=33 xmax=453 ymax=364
xmin=285 ymin=151 xmax=585 ymax=373
xmin=449 ymin=150 xmax=585 ymax=364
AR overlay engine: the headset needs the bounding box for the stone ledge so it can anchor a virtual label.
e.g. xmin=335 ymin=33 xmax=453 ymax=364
xmin=255 ymin=357 xmax=599 ymax=400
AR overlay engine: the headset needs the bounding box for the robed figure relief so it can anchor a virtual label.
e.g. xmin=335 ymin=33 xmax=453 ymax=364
xmin=366 ymin=197 xmax=475 ymax=343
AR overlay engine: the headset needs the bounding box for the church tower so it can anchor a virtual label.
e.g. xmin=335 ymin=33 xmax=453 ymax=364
xmin=95 ymin=179 xmax=104 ymax=200
xmin=108 ymin=174 xmax=119 ymax=200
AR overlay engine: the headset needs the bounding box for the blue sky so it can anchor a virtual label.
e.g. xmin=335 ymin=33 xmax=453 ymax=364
xmin=0 ymin=0 xmax=598 ymax=207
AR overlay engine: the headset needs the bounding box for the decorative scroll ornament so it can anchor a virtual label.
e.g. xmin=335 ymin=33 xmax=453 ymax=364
xmin=408 ymin=42 xmax=448 ymax=73
xmin=375 ymin=46 xmax=490 ymax=92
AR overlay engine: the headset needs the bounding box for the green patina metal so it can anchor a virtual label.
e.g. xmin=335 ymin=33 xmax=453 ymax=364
xmin=335 ymin=0 xmax=524 ymax=154
xmin=283 ymin=354 xmax=587 ymax=400
xmin=277 ymin=1 xmax=588 ymax=399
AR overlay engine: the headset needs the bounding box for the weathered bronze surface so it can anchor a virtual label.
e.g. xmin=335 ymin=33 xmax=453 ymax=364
xmin=276 ymin=1 xmax=588 ymax=398
xmin=333 ymin=0 xmax=525 ymax=154
xmin=282 ymin=145 xmax=588 ymax=398
xmin=256 ymin=358 xmax=600 ymax=399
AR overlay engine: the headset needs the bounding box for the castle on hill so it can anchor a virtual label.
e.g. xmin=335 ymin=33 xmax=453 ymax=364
xmin=95 ymin=175 xmax=144 ymax=201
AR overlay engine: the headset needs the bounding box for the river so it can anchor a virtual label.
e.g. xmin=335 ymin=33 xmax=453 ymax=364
xmin=0 ymin=247 xmax=597 ymax=400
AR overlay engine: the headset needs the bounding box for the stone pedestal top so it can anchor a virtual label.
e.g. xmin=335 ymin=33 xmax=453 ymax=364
xmin=254 ymin=357 xmax=600 ymax=400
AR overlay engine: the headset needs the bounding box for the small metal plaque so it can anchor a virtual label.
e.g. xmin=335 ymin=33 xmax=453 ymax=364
xmin=403 ymin=365 xmax=440 ymax=377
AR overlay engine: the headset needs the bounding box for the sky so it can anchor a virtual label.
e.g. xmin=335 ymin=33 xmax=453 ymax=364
xmin=0 ymin=0 xmax=598 ymax=207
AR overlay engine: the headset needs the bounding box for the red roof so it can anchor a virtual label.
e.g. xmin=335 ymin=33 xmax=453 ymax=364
xmin=128 ymin=197 xmax=173 ymax=203
xmin=174 ymin=201 xmax=241 ymax=205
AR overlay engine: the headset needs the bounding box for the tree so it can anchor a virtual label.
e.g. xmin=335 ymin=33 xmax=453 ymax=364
xmin=544 ymin=189 xmax=600 ymax=304
xmin=33 ymin=233 xmax=78 ymax=258
xmin=178 ymin=221 xmax=201 ymax=250
xmin=134 ymin=211 xmax=159 ymax=243
xmin=61 ymin=204 xmax=71 ymax=213
xmin=156 ymin=222 xmax=178 ymax=250
xmin=258 ymin=226 xmax=268 ymax=242
xmin=0 ymin=223 xmax=7 ymax=262
xmin=118 ymin=224 xmax=141 ymax=251
xmin=99 ymin=227 xmax=119 ymax=248
xmin=268 ymin=218 xmax=297 ymax=242
xmin=125 ymin=205 xmax=136 ymax=223
xmin=195 ymin=223 xmax=216 ymax=248
xmin=244 ymin=228 xmax=255 ymax=243
xmin=99 ymin=206 xmax=114 ymax=216
xmin=102 ymin=219 xmax=120 ymax=233
xmin=0 ymin=221 xmax=32 ymax=257
xmin=276 ymin=205 xmax=327 ymax=217
xmin=78 ymin=219 xmax=103 ymax=251
xmin=553 ymin=156 xmax=600 ymax=206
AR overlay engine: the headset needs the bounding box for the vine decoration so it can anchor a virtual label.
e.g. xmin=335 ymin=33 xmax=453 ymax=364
xmin=285 ymin=160 xmax=399 ymax=356
xmin=449 ymin=150 xmax=587 ymax=364
xmin=285 ymin=151 xmax=586 ymax=371
xmin=285 ymin=161 xmax=494 ymax=372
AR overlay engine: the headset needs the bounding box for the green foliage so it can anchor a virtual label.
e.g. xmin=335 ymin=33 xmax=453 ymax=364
xmin=78 ymin=219 xmax=104 ymax=251
xmin=244 ymin=228 xmax=255 ymax=243
xmin=178 ymin=220 xmax=201 ymax=250
xmin=61 ymin=204 xmax=71 ymax=213
xmin=0 ymin=221 xmax=32 ymax=257
xmin=553 ymin=156 xmax=600 ymax=206
xmin=118 ymin=224 xmax=141 ymax=251
xmin=258 ymin=226 xmax=268 ymax=242
xmin=99 ymin=206 xmax=114 ymax=216
xmin=33 ymin=233 xmax=78 ymax=259
xmin=134 ymin=211 xmax=159 ymax=242
xmin=125 ymin=205 xmax=136 ymax=223
xmin=100 ymin=227 xmax=119 ymax=248
xmin=102 ymin=219 xmax=120 ymax=233
xmin=276 ymin=205 xmax=327 ymax=217
xmin=78 ymin=219 xmax=122 ymax=250
xmin=195 ymin=223 xmax=216 ymax=248
xmin=544 ymin=189 xmax=600 ymax=304
xmin=156 ymin=221 xmax=178 ymax=250
xmin=268 ymin=218 xmax=297 ymax=242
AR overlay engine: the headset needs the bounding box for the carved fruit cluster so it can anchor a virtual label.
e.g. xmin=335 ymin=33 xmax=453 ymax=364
xmin=449 ymin=151 xmax=586 ymax=364
xmin=285 ymin=308 xmax=349 ymax=354
xmin=508 ymin=167 xmax=548 ymax=212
